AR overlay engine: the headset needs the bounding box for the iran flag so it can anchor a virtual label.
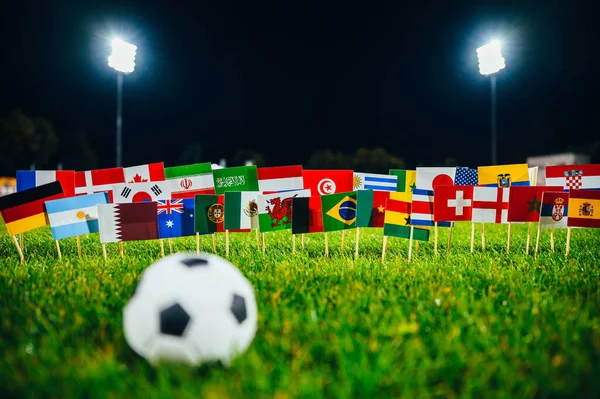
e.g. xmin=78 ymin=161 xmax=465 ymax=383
xmin=113 ymin=181 xmax=172 ymax=204
xmin=258 ymin=165 xmax=304 ymax=193
xmin=75 ymin=167 xmax=125 ymax=202
xmin=472 ymin=187 xmax=510 ymax=224
xmin=302 ymin=170 xmax=353 ymax=195
xmin=433 ymin=185 xmax=474 ymax=222
xmin=124 ymin=162 xmax=165 ymax=183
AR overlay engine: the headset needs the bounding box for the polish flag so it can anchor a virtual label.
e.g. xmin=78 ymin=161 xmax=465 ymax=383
xmin=124 ymin=162 xmax=165 ymax=183
xmin=472 ymin=187 xmax=510 ymax=224
xmin=75 ymin=167 xmax=125 ymax=202
xmin=257 ymin=165 xmax=304 ymax=193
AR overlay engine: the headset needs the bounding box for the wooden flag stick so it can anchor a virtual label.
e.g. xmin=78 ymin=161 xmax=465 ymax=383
xmin=213 ymin=234 xmax=216 ymax=252
xmin=12 ymin=235 xmax=24 ymax=263
xmin=415 ymin=240 xmax=419 ymax=256
xmin=255 ymin=228 xmax=259 ymax=246
xmin=470 ymin=222 xmax=475 ymax=253
xmin=381 ymin=235 xmax=388 ymax=262
xmin=55 ymin=240 xmax=62 ymax=260
xmin=507 ymin=223 xmax=512 ymax=253
xmin=434 ymin=222 xmax=438 ymax=255
xmin=160 ymin=239 xmax=165 ymax=258
xmin=102 ymin=243 xmax=107 ymax=260
xmin=535 ymin=221 xmax=542 ymax=255
xmin=262 ymin=233 xmax=265 ymax=254
xmin=77 ymin=236 xmax=82 ymax=258
xmin=550 ymin=229 xmax=555 ymax=252
xmin=119 ymin=242 xmax=124 ymax=258
xmin=19 ymin=233 xmax=24 ymax=251
xmin=301 ymin=233 xmax=305 ymax=250
xmin=226 ymin=230 xmax=230 ymax=257
xmin=196 ymin=233 xmax=200 ymax=255
xmin=525 ymin=222 xmax=532 ymax=255
xmin=168 ymin=238 xmax=173 ymax=253
xmin=407 ymin=226 xmax=414 ymax=262
xmin=565 ymin=227 xmax=571 ymax=257
xmin=292 ymin=233 xmax=296 ymax=253
xmin=447 ymin=224 xmax=454 ymax=254
xmin=355 ymin=227 xmax=360 ymax=259
xmin=481 ymin=223 xmax=486 ymax=251
xmin=324 ymin=232 xmax=329 ymax=257
xmin=341 ymin=230 xmax=345 ymax=252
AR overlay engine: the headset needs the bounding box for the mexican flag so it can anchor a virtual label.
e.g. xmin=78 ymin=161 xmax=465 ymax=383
xmin=224 ymin=191 xmax=259 ymax=230
xmin=165 ymin=162 xmax=215 ymax=198
xmin=212 ymin=165 xmax=259 ymax=194
xmin=321 ymin=191 xmax=365 ymax=232
xmin=258 ymin=189 xmax=311 ymax=232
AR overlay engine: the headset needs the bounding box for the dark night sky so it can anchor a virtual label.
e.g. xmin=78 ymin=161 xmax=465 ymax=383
xmin=1 ymin=0 xmax=598 ymax=170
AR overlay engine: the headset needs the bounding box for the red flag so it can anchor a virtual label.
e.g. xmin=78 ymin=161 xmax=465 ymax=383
xmin=302 ymin=170 xmax=353 ymax=195
xmin=507 ymin=186 xmax=563 ymax=222
xmin=98 ymin=202 xmax=159 ymax=243
xmin=433 ymin=185 xmax=474 ymax=222
xmin=75 ymin=167 xmax=125 ymax=203
xmin=124 ymin=162 xmax=165 ymax=183
xmin=370 ymin=190 xmax=390 ymax=228
xmin=291 ymin=196 xmax=324 ymax=233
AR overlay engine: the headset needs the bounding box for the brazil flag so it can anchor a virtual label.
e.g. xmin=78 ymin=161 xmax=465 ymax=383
xmin=321 ymin=191 xmax=364 ymax=232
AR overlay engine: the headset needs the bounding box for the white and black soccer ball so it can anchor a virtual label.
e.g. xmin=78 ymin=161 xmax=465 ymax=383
xmin=123 ymin=252 xmax=257 ymax=366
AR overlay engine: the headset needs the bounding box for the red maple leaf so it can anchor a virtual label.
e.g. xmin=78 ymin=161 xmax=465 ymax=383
xmin=129 ymin=173 xmax=148 ymax=183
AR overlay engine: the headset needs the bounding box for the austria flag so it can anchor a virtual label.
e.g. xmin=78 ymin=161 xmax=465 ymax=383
xmin=433 ymin=185 xmax=474 ymax=222
xmin=124 ymin=162 xmax=166 ymax=183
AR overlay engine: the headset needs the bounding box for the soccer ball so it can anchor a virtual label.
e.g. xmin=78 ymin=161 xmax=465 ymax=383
xmin=123 ymin=252 xmax=257 ymax=366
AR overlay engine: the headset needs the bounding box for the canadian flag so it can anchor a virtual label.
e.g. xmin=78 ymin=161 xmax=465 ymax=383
xmin=75 ymin=167 xmax=125 ymax=202
xmin=433 ymin=185 xmax=474 ymax=222
xmin=124 ymin=162 xmax=165 ymax=183
xmin=113 ymin=181 xmax=172 ymax=204
xmin=472 ymin=187 xmax=510 ymax=224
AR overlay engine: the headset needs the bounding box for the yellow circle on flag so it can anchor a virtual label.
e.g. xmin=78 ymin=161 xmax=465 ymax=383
xmin=76 ymin=211 xmax=85 ymax=219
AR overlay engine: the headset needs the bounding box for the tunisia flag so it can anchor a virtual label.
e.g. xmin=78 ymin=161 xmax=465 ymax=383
xmin=507 ymin=185 xmax=563 ymax=222
xmin=434 ymin=185 xmax=474 ymax=222
xmin=302 ymin=170 xmax=353 ymax=196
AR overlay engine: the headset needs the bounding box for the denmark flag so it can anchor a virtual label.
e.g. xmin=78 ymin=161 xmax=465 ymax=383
xmin=124 ymin=162 xmax=165 ymax=183
xmin=433 ymin=186 xmax=474 ymax=222
xmin=75 ymin=167 xmax=125 ymax=202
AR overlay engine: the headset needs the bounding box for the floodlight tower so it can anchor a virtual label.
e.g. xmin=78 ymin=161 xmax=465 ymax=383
xmin=477 ymin=40 xmax=506 ymax=165
xmin=108 ymin=38 xmax=137 ymax=168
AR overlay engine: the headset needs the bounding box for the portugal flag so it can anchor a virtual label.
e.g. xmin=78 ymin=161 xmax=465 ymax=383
xmin=0 ymin=181 xmax=65 ymax=236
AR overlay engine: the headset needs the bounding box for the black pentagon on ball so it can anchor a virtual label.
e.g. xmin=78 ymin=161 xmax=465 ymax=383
xmin=159 ymin=303 xmax=190 ymax=337
xmin=180 ymin=257 xmax=209 ymax=267
xmin=230 ymin=294 xmax=247 ymax=324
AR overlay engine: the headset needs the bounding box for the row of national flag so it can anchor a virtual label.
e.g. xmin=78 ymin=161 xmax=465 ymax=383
xmin=2 ymin=163 xmax=600 ymax=245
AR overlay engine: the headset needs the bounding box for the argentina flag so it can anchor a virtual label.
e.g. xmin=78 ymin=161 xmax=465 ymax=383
xmin=45 ymin=192 xmax=109 ymax=240
xmin=353 ymin=172 xmax=397 ymax=192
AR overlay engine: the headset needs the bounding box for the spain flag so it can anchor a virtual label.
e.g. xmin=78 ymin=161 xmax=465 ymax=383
xmin=567 ymin=190 xmax=600 ymax=228
xmin=0 ymin=181 xmax=65 ymax=236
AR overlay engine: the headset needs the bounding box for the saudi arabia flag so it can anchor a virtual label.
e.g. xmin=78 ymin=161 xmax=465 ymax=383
xmin=321 ymin=191 xmax=367 ymax=232
xmin=258 ymin=189 xmax=311 ymax=233
xmin=213 ymin=166 xmax=259 ymax=194
xmin=224 ymin=191 xmax=260 ymax=230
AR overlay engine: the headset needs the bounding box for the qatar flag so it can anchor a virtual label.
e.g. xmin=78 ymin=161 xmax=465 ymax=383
xmin=123 ymin=162 xmax=165 ymax=183
xmin=302 ymin=170 xmax=353 ymax=196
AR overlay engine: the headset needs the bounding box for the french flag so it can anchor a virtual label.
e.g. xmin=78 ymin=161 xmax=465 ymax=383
xmin=16 ymin=170 xmax=76 ymax=197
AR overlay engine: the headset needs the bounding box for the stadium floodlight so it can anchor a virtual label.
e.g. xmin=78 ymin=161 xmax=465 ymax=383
xmin=476 ymin=39 xmax=506 ymax=165
xmin=107 ymin=38 xmax=137 ymax=168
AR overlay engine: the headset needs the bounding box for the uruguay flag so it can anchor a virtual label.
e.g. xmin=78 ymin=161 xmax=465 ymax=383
xmin=157 ymin=198 xmax=196 ymax=238
xmin=45 ymin=192 xmax=109 ymax=240
xmin=17 ymin=170 xmax=76 ymax=197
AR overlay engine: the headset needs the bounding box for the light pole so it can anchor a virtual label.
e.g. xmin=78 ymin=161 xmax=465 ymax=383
xmin=477 ymin=40 xmax=505 ymax=165
xmin=108 ymin=38 xmax=137 ymax=168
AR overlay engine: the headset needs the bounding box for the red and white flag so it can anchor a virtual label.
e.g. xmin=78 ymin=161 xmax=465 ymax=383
xmin=98 ymin=202 xmax=159 ymax=243
xmin=302 ymin=170 xmax=353 ymax=195
xmin=472 ymin=187 xmax=510 ymax=224
xmin=545 ymin=164 xmax=600 ymax=191
xmin=415 ymin=167 xmax=457 ymax=191
xmin=113 ymin=181 xmax=172 ymax=204
xmin=75 ymin=167 xmax=125 ymax=202
xmin=433 ymin=185 xmax=474 ymax=222
xmin=258 ymin=165 xmax=304 ymax=193
xmin=124 ymin=162 xmax=165 ymax=183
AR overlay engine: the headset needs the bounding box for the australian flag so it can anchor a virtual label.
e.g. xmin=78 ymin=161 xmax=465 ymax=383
xmin=157 ymin=198 xmax=195 ymax=238
xmin=454 ymin=167 xmax=478 ymax=186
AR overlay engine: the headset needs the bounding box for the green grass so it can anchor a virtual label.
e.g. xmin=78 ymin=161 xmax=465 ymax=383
xmin=1 ymin=222 xmax=599 ymax=398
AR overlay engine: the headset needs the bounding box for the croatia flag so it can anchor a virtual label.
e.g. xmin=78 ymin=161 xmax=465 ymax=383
xmin=545 ymin=164 xmax=600 ymax=191
xmin=16 ymin=170 xmax=76 ymax=197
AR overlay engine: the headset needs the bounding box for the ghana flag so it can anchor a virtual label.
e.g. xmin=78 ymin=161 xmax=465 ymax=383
xmin=382 ymin=193 xmax=429 ymax=241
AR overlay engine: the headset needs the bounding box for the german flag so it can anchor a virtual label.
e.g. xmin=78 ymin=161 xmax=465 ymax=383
xmin=0 ymin=181 xmax=65 ymax=236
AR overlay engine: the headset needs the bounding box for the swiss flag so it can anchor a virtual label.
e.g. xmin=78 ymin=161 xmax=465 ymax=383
xmin=75 ymin=167 xmax=125 ymax=203
xmin=302 ymin=170 xmax=353 ymax=195
xmin=124 ymin=162 xmax=165 ymax=183
xmin=507 ymin=185 xmax=563 ymax=222
xmin=433 ymin=186 xmax=474 ymax=222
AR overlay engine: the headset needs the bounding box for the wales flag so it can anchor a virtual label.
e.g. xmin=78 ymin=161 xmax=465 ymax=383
xmin=321 ymin=191 xmax=365 ymax=232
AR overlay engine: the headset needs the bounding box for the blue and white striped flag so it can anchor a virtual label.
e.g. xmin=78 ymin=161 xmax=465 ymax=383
xmin=353 ymin=172 xmax=397 ymax=192
xmin=45 ymin=193 xmax=109 ymax=240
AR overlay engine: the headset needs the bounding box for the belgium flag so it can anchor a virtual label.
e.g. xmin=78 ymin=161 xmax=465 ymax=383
xmin=0 ymin=181 xmax=65 ymax=236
